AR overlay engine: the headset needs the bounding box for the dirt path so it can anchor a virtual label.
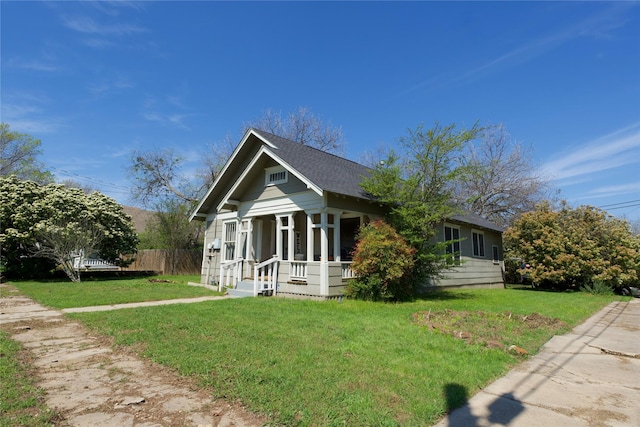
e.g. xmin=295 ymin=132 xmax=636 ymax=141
xmin=0 ymin=284 xmax=268 ymax=427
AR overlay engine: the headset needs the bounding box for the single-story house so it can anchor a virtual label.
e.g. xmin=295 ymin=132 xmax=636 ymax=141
xmin=189 ymin=128 xmax=504 ymax=299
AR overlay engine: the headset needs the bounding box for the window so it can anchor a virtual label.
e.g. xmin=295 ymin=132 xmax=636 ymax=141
xmin=265 ymin=166 xmax=288 ymax=185
xmin=492 ymin=245 xmax=500 ymax=265
xmin=444 ymin=225 xmax=461 ymax=264
xmin=472 ymin=230 xmax=485 ymax=257
xmin=223 ymin=221 xmax=237 ymax=261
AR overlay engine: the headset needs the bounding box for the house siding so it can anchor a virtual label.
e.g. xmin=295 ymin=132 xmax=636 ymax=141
xmin=434 ymin=257 xmax=504 ymax=288
xmin=431 ymin=222 xmax=504 ymax=289
xmin=241 ymin=167 xmax=308 ymax=203
xmin=193 ymin=129 xmax=505 ymax=298
xmin=326 ymin=193 xmax=387 ymax=217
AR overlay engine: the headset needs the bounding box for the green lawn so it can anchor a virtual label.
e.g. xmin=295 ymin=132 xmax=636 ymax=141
xmin=0 ymin=331 xmax=61 ymax=426
xmin=57 ymin=286 xmax=620 ymax=426
xmin=8 ymin=275 xmax=220 ymax=309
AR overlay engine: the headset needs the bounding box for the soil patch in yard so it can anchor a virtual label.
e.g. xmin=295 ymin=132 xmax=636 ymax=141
xmin=412 ymin=309 xmax=568 ymax=354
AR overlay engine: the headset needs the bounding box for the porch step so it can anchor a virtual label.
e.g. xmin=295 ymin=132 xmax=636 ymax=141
xmin=226 ymin=280 xmax=276 ymax=298
xmin=227 ymin=280 xmax=255 ymax=298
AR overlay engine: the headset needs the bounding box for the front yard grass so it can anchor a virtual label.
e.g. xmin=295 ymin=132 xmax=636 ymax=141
xmin=59 ymin=287 xmax=620 ymax=426
xmin=0 ymin=331 xmax=61 ymax=426
xmin=9 ymin=275 xmax=219 ymax=309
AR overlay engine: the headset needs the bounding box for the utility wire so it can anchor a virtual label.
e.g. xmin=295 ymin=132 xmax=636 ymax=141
xmin=49 ymin=166 xmax=132 ymax=191
xmin=603 ymin=203 xmax=640 ymax=211
xmin=598 ymin=199 xmax=640 ymax=208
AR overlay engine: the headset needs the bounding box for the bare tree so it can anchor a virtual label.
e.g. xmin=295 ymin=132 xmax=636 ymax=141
xmin=129 ymin=148 xmax=203 ymax=206
xmin=60 ymin=179 xmax=96 ymax=194
xmin=129 ymin=107 xmax=345 ymax=207
xmin=244 ymin=107 xmax=345 ymax=154
xmin=196 ymin=133 xmax=237 ymax=189
xmin=0 ymin=123 xmax=53 ymax=184
xmin=455 ymin=124 xmax=548 ymax=227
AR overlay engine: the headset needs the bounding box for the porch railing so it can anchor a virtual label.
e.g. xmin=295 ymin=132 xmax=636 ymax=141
xmin=219 ymin=258 xmax=243 ymax=292
xmin=290 ymin=261 xmax=307 ymax=282
xmin=341 ymin=261 xmax=356 ymax=279
xmin=73 ymin=256 xmax=119 ymax=271
xmin=254 ymin=256 xmax=279 ymax=297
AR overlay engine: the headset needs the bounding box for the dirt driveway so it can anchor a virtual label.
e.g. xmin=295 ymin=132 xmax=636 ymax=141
xmin=0 ymin=284 xmax=267 ymax=427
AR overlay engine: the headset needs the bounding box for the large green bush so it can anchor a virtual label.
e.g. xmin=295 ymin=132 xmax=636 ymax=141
xmin=504 ymin=202 xmax=640 ymax=290
xmin=345 ymin=220 xmax=415 ymax=301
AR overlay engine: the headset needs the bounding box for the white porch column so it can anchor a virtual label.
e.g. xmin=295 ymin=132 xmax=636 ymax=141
xmin=275 ymin=216 xmax=282 ymax=259
xmin=307 ymin=213 xmax=313 ymax=262
xmin=320 ymin=212 xmax=329 ymax=296
xmin=287 ymin=213 xmax=295 ymax=262
xmin=244 ymin=218 xmax=253 ymax=278
xmin=334 ymin=211 xmax=342 ymax=262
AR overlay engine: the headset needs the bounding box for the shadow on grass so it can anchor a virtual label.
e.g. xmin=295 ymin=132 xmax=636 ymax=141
xmin=10 ymin=271 xmax=160 ymax=284
xmin=505 ymin=284 xmax=581 ymax=294
xmin=415 ymin=290 xmax=478 ymax=302
xmin=443 ymin=383 xmax=476 ymax=426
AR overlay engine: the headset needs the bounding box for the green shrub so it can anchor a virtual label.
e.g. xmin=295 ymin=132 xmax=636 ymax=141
xmin=580 ymin=280 xmax=614 ymax=296
xmin=345 ymin=220 xmax=415 ymax=301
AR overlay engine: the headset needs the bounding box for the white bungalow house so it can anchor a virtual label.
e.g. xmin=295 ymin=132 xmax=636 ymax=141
xmin=189 ymin=128 xmax=504 ymax=299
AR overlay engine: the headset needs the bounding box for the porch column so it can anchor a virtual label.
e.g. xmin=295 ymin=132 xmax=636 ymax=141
xmin=320 ymin=212 xmax=329 ymax=296
xmin=287 ymin=213 xmax=295 ymax=262
xmin=275 ymin=216 xmax=282 ymax=259
xmin=334 ymin=211 xmax=342 ymax=262
xmin=244 ymin=218 xmax=253 ymax=278
xmin=307 ymin=213 xmax=313 ymax=262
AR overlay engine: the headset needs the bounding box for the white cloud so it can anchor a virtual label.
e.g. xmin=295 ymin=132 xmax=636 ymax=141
xmin=88 ymin=76 xmax=135 ymax=95
xmin=62 ymin=15 xmax=147 ymax=36
xmin=7 ymin=58 xmax=60 ymax=72
xmin=143 ymin=112 xmax=191 ymax=130
xmin=405 ymin=3 xmax=636 ymax=94
xmin=1 ymin=100 xmax=63 ymax=134
xmin=541 ymin=123 xmax=640 ymax=182
xmin=583 ymin=182 xmax=640 ymax=198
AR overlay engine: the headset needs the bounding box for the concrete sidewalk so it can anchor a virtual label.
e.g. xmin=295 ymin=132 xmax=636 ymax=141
xmin=434 ymin=299 xmax=640 ymax=427
xmin=61 ymin=295 xmax=229 ymax=313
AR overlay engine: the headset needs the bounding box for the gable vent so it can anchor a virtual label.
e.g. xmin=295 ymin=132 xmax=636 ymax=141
xmin=265 ymin=166 xmax=288 ymax=186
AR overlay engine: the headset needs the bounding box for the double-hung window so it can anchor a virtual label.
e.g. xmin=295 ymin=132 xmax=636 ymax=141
xmin=472 ymin=230 xmax=485 ymax=257
xmin=223 ymin=221 xmax=237 ymax=261
xmin=444 ymin=224 xmax=461 ymax=264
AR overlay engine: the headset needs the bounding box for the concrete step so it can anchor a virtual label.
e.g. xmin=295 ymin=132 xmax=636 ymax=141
xmin=226 ymin=280 xmax=274 ymax=298
xmin=227 ymin=288 xmax=254 ymax=298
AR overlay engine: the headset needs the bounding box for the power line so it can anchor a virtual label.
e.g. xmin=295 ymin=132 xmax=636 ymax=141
xmin=599 ymin=199 xmax=640 ymax=209
xmin=49 ymin=166 xmax=132 ymax=192
xmin=603 ymin=203 xmax=640 ymax=211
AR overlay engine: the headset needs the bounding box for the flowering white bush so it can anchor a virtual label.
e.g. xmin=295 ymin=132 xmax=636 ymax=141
xmin=1 ymin=176 xmax=138 ymax=281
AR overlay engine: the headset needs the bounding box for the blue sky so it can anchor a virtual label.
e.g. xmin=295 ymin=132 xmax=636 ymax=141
xmin=2 ymin=1 xmax=639 ymax=220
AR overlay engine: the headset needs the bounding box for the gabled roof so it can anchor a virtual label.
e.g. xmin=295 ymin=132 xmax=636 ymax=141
xmin=190 ymin=128 xmax=504 ymax=234
xmin=251 ymin=129 xmax=373 ymax=200
xmin=190 ymin=128 xmax=373 ymax=220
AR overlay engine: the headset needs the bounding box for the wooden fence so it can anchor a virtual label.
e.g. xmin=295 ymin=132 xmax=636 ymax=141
xmin=122 ymin=249 xmax=202 ymax=275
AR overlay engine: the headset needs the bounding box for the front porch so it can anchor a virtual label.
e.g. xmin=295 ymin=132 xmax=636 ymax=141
xmin=214 ymin=210 xmax=364 ymax=298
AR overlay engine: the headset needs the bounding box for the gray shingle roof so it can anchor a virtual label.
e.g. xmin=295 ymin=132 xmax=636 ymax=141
xmin=450 ymin=210 xmax=505 ymax=232
xmin=192 ymin=128 xmax=503 ymax=233
xmin=252 ymin=129 xmax=373 ymax=199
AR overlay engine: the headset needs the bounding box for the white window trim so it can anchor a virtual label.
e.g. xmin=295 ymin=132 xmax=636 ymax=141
xmin=444 ymin=223 xmax=461 ymax=264
xmin=265 ymin=166 xmax=288 ymax=186
xmin=492 ymin=245 xmax=500 ymax=265
xmin=222 ymin=220 xmax=238 ymax=261
xmin=472 ymin=229 xmax=485 ymax=258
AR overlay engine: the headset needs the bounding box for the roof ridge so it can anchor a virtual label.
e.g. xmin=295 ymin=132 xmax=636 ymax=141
xmin=250 ymin=127 xmax=373 ymax=172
